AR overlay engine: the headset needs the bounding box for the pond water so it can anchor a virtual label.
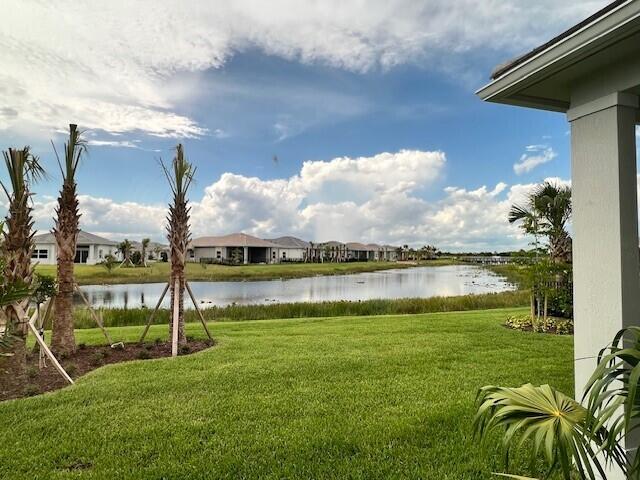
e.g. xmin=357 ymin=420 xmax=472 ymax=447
xmin=74 ymin=265 xmax=515 ymax=310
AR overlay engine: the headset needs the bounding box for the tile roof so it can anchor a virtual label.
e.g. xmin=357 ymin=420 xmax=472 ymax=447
xmin=33 ymin=230 xmax=118 ymax=246
xmin=190 ymin=233 xmax=279 ymax=248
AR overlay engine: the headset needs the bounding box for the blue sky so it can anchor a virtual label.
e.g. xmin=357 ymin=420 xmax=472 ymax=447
xmin=0 ymin=1 xmax=609 ymax=250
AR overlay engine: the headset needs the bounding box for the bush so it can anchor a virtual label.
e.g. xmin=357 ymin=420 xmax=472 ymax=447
xmin=24 ymin=384 xmax=40 ymax=397
xmin=90 ymin=351 xmax=106 ymax=366
xmin=505 ymin=314 xmax=573 ymax=335
xmin=136 ymin=350 xmax=152 ymax=360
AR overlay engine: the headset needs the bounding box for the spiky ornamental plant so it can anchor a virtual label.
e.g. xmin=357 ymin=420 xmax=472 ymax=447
xmin=0 ymin=147 xmax=44 ymax=391
xmin=161 ymin=144 xmax=195 ymax=346
xmin=50 ymin=124 xmax=87 ymax=356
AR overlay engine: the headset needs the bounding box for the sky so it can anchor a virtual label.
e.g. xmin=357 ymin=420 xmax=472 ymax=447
xmin=0 ymin=0 xmax=621 ymax=251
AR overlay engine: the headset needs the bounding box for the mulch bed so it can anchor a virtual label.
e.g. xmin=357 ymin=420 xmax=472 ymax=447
xmin=0 ymin=339 xmax=215 ymax=402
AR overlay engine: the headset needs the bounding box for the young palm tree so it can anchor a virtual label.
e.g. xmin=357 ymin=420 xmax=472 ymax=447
xmin=509 ymin=181 xmax=572 ymax=263
xmin=118 ymin=239 xmax=133 ymax=267
xmin=0 ymin=147 xmax=44 ymax=390
xmin=51 ymin=124 xmax=87 ymax=356
xmin=140 ymin=238 xmax=150 ymax=267
xmin=161 ymin=144 xmax=195 ymax=346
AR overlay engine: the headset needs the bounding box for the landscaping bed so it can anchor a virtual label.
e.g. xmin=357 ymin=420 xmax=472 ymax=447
xmin=0 ymin=339 xmax=215 ymax=402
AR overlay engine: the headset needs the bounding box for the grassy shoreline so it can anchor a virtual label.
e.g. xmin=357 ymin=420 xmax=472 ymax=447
xmin=36 ymin=261 xmax=418 ymax=285
xmin=72 ymin=290 xmax=529 ymax=328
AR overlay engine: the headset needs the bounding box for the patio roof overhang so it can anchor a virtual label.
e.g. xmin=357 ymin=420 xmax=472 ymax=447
xmin=476 ymin=0 xmax=640 ymax=115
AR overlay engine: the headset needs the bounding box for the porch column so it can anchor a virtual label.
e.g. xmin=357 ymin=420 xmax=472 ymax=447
xmin=569 ymin=92 xmax=639 ymax=466
xmin=243 ymin=246 xmax=249 ymax=264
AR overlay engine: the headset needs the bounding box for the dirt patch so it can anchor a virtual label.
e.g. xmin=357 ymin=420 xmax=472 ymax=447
xmin=0 ymin=338 xmax=215 ymax=402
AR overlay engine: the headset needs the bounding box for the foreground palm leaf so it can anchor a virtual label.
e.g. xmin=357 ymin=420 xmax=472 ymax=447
xmin=584 ymin=326 xmax=640 ymax=476
xmin=474 ymin=383 xmax=614 ymax=479
xmin=160 ymin=144 xmax=195 ymax=346
xmin=51 ymin=124 xmax=86 ymax=355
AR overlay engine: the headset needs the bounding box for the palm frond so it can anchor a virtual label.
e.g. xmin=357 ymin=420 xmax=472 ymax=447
xmin=584 ymin=326 xmax=640 ymax=475
xmin=474 ymin=383 xmax=614 ymax=480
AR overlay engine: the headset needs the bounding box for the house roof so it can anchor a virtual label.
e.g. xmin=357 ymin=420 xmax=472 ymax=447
xmin=34 ymin=230 xmax=118 ymax=246
xmin=266 ymin=236 xmax=310 ymax=248
xmin=477 ymin=0 xmax=640 ymax=112
xmin=491 ymin=0 xmax=628 ymax=80
xmin=346 ymin=242 xmax=370 ymax=251
xmin=319 ymin=240 xmax=345 ymax=247
xmin=190 ymin=233 xmax=278 ymax=248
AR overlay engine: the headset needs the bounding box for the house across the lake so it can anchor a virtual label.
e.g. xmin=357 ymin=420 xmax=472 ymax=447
xmin=32 ymin=230 xmax=119 ymax=265
xmin=189 ymin=233 xmax=281 ymax=264
xmin=189 ymin=233 xmax=401 ymax=264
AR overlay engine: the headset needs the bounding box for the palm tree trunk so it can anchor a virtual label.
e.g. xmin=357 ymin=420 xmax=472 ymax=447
xmin=169 ymin=268 xmax=186 ymax=345
xmin=52 ymin=251 xmax=76 ymax=355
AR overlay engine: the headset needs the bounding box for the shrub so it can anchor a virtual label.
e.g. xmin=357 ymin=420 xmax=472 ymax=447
xmin=24 ymin=384 xmax=40 ymax=397
xmin=90 ymin=351 xmax=106 ymax=366
xmin=136 ymin=350 xmax=151 ymax=360
xmin=505 ymin=314 xmax=573 ymax=335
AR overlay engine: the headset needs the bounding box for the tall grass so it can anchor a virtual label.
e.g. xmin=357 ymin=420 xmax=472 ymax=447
xmin=72 ymin=290 xmax=529 ymax=329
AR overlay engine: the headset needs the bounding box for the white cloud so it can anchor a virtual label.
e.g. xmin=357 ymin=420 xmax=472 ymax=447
xmin=0 ymin=0 xmax=607 ymax=137
xmin=8 ymin=148 xmax=571 ymax=251
xmin=513 ymin=146 xmax=557 ymax=175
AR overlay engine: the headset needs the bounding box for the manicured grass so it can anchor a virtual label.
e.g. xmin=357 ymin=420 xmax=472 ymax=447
xmin=35 ymin=261 xmax=412 ymax=285
xmin=73 ymin=290 xmax=529 ymax=328
xmin=1 ymin=307 xmax=573 ymax=479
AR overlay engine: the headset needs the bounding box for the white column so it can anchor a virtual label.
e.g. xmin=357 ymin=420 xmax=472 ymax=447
xmin=569 ymin=92 xmax=639 ymax=475
xmin=243 ymin=246 xmax=249 ymax=264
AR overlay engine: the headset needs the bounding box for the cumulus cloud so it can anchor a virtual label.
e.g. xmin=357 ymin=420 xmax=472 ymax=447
xmin=0 ymin=0 xmax=607 ymax=137
xmin=7 ymin=148 xmax=573 ymax=251
xmin=513 ymin=145 xmax=557 ymax=175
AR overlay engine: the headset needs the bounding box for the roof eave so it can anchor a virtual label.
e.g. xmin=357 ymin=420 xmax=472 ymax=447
xmin=476 ymin=0 xmax=640 ymax=111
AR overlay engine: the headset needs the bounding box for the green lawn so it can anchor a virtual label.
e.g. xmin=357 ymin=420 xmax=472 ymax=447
xmin=35 ymin=261 xmax=413 ymax=285
xmin=0 ymin=308 xmax=573 ymax=479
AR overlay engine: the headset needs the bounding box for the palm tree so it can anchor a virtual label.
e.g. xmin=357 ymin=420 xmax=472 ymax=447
xmin=161 ymin=144 xmax=195 ymax=347
xmin=474 ymin=326 xmax=640 ymax=479
xmin=509 ymin=181 xmax=572 ymax=263
xmin=118 ymin=239 xmax=133 ymax=267
xmin=140 ymin=238 xmax=150 ymax=267
xmin=51 ymin=124 xmax=86 ymax=356
xmin=0 ymin=147 xmax=44 ymax=390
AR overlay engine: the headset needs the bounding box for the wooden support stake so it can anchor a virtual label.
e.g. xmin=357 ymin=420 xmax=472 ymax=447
xmin=24 ymin=303 xmax=74 ymax=385
xmin=139 ymin=282 xmax=170 ymax=343
xmin=185 ymin=281 xmax=213 ymax=341
xmin=171 ymin=279 xmax=179 ymax=357
xmin=74 ymin=284 xmax=113 ymax=345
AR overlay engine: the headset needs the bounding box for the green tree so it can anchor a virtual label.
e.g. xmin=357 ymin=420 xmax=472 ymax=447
xmin=140 ymin=238 xmax=150 ymax=267
xmin=509 ymin=181 xmax=572 ymax=263
xmin=118 ymin=239 xmax=133 ymax=267
xmin=51 ymin=124 xmax=86 ymax=356
xmin=0 ymin=147 xmax=44 ymax=390
xmin=161 ymin=144 xmax=195 ymax=346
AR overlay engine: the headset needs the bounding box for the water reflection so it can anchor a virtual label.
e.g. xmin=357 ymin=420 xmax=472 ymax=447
xmin=74 ymin=265 xmax=515 ymax=310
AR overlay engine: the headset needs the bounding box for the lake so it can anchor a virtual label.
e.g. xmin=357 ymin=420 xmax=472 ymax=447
xmin=74 ymin=265 xmax=515 ymax=309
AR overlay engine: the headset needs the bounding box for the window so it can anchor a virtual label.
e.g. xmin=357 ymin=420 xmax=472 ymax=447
xmin=216 ymin=250 xmax=221 ymax=259
xmin=272 ymin=251 xmax=276 ymax=259
xmin=31 ymin=249 xmax=48 ymax=259
xmin=282 ymin=251 xmax=286 ymax=259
